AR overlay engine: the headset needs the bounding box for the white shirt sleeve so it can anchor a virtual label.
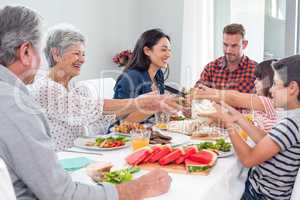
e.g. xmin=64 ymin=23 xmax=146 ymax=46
xmin=0 ymin=159 xmax=16 ymax=200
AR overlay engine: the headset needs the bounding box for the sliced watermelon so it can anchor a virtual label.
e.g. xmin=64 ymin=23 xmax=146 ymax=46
xmin=175 ymin=156 xmax=185 ymax=165
xmin=187 ymin=150 xmax=217 ymax=166
xmin=126 ymin=147 xmax=153 ymax=165
xmin=143 ymin=145 xmax=162 ymax=163
xmin=175 ymin=146 xmax=198 ymax=164
xmin=185 ymin=159 xmax=210 ymax=173
xmin=149 ymin=145 xmax=172 ymax=163
xmin=159 ymin=147 xmax=185 ymax=165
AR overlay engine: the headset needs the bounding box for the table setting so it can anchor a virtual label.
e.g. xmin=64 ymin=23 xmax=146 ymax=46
xmin=57 ymin=99 xmax=248 ymax=199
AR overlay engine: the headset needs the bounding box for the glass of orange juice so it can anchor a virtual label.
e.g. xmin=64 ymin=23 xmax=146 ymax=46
xmin=239 ymin=129 xmax=249 ymax=141
xmin=155 ymin=112 xmax=170 ymax=130
xmin=130 ymin=129 xmax=151 ymax=151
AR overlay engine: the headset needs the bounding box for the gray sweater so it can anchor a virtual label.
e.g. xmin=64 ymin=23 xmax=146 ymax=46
xmin=0 ymin=65 xmax=118 ymax=200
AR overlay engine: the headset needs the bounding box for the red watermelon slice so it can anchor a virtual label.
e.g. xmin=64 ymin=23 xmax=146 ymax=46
xmin=149 ymin=145 xmax=172 ymax=163
xmin=187 ymin=150 xmax=217 ymax=166
xmin=159 ymin=147 xmax=185 ymax=165
xmin=175 ymin=146 xmax=198 ymax=164
xmin=143 ymin=145 xmax=162 ymax=163
xmin=126 ymin=147 xmax=153 ymax=165
xmin=185 ymin=159 xmax=210 ymax=173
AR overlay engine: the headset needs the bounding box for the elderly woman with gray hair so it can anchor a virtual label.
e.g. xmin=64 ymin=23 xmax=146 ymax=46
xmin=30 ymin=24 xmax=181 ymax=151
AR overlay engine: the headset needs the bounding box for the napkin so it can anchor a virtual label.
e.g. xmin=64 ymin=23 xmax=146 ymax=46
xmin=59 ymin=157 xmax=94 ymax=172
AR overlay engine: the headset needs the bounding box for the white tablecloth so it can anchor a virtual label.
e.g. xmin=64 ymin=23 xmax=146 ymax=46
xmin=57 ymin=145 xmax=247 ymax=200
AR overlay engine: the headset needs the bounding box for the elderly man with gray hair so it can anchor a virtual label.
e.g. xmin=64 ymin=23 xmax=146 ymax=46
xmin=0 ymin=5 xmax=173 ymax=200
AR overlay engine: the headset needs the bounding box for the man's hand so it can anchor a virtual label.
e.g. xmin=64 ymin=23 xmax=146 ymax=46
xmin=117 ymin=169 xmax=172 ymax=200
xmin=135 ymin=169 xmax=172 ymax=198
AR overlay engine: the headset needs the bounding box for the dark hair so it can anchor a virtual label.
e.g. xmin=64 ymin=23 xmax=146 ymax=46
xmin=124 ymin=28 xmax=170 ymax=80
xmin=223 ymin=23 xmax=245 ymax=38
xmin=255 ymin=59 xmax=277 ymax=97
xmin=272 ymin=55 xmax=300 ymax=101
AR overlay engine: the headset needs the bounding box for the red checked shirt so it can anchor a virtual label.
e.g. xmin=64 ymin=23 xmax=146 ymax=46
xmin=195 ymin=56 xmax=257 ymax=93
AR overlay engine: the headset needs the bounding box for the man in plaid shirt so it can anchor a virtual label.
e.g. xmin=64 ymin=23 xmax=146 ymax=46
xmin=195 ymin=23 xmax=257 ymax=93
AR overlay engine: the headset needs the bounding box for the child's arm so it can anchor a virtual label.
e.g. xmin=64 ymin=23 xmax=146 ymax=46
xmin=227 ymin=124 xmax=280 ymax=167
xmin=192 ymin=85 xmax=266 ymax=111
xmin=234 ymin=116 xmax=267 ymax=143
xmin=200 ymin=101 xmax=267 ymax=143
xmin=229 ymin=116 xmax=299 ymax=167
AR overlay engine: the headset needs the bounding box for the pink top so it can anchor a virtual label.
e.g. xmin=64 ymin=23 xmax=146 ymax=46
xmin=254 ymin=96 xmax=278 ymax=132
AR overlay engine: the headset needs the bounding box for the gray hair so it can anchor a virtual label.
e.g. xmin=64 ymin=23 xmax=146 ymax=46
xmin=44 ymin=24 xmax=85 ymax=67
xmin=0 ymin=6 xmax=42 ymax=66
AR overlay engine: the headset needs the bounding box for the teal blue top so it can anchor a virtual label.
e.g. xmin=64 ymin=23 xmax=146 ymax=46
xmin=113 ymin=68 xmax=165 ymax=99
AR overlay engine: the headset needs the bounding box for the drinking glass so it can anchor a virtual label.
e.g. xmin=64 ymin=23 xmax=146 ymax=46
xmin=154 ymin=112 xmax=170 ymax=129
xmin=130 ymin=129 xmax=151 ymax=151
xmin=85 ymin=113 xmax=116 ymax=137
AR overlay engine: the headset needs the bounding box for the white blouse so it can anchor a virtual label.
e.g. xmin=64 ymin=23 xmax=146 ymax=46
xmin=28 ymin=76 xmax=115 ymax=151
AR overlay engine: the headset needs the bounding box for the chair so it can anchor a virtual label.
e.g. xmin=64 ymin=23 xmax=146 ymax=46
xmin=75 ymin=78 xmax=116 ymax=99
xmin=74 ymin=78 xmax=116 ymax=136
xmin=0 ymin=158 xmax=16 ymax=200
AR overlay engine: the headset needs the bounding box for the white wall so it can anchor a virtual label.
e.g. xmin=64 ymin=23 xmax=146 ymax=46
xmin=0 ymin=1 xmax=270 ymax=86
xmin=137 ymin=0 xmax=184 ymax=84
xmin=180 ymin=0 xmax=215 ymax=87
xmin=1 ymin=0 xmax=184 ymax=83
xmin=264 ymin=16 xmax=285 ymax=58
xmin=213 ymin=0 xmax=231 ymax=58
xmin=230 ymin=0 xmax=265 ymax=62
xmin=1 ymin=0 xmax=140 ymax=80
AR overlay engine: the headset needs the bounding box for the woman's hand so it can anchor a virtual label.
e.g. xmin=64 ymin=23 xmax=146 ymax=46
xmin=136 ymin=94 xmax=184 ymax=114
xmin=139 ymin=90 xmax=159 ymax=97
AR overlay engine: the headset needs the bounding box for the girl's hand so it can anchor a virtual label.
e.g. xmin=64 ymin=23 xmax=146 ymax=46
xmin=199 ymin=101 xmax=242 ymax=127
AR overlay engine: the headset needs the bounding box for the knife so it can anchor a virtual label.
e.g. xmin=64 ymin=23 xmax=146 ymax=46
xmin=164 ymin=85 xmax=186 ymax=97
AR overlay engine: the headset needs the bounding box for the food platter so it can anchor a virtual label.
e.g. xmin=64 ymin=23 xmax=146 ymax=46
xmin=217 ymin=149 xmax=234 ymax=158
xmin=74 ymin=137 xmax=130 ymax=151
xmin=190 ymin=138 xmax=234 ymax=158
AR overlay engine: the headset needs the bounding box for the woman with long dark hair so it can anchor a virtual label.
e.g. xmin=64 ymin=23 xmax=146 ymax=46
xmin=113 ymin=28 xmax=171 ymax=122
xmin=114 ymin=28 xmax=171 ymax=99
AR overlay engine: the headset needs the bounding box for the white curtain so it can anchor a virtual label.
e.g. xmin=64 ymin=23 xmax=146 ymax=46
xmin=180 ymin=0 xmax=214 ymax=87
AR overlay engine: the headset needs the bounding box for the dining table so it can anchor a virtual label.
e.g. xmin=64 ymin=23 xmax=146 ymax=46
xmin=57 ymin=132 xmax=248 ymax=200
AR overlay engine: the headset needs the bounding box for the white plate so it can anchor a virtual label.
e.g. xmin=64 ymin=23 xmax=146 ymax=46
xmin=190 ymin=139 xmax=234 ymax=158
xmin=154 ymin=129 xmax=190 ymax=147
xmin=74 ymin=137 xmax=130 ymax=151
xmin=217 ymin=148 xmax=234 ymax=158
xmin=112 ymin=132 xmax=131 ymax=137
xmin=109 ymin=123 xmax=152 ymax=136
